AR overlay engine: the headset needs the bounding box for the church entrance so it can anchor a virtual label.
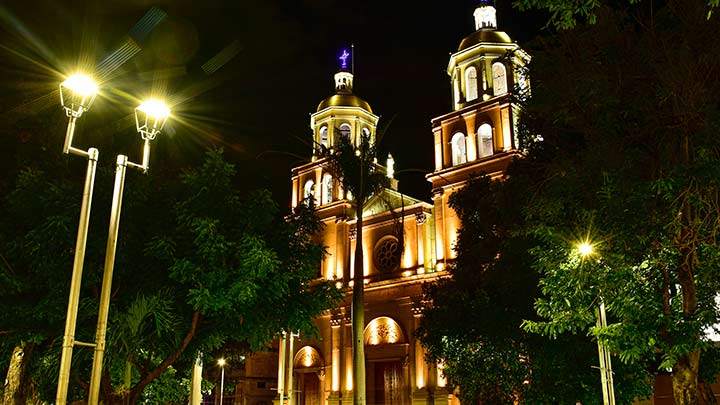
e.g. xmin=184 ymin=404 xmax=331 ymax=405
xmin=297 ymin=372 xmax=320 ymax=405
xmin=370 ymin=361 xmax=402 ymax=405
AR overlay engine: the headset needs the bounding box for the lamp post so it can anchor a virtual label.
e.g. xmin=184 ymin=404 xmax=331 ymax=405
xmin=87 ymin=99 xmax=170 ymax=405
xmin=56 ymin=73 xmax=100 ymax=405
xmin=218 ymin=358 xmax=226 ymax=405
xmin=578 ymin=242 xmax=616 ymax=405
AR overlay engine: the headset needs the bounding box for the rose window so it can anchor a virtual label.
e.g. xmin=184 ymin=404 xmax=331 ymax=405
xmin=373 ymin=236 xmax=401 ymax=273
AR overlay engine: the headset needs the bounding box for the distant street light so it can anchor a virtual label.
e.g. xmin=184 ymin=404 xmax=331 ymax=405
xmin=577 ymin=242 xmax=616 ymax=405
xmin=53 ymin=72 xmax=172 ymax=405
xmin=218 ymin=358 xmax=226 ymax=405
xmin=56 ymin=73 xmax=100 ymax=405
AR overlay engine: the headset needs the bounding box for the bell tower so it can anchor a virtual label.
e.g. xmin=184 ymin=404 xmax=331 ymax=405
xmin=291 ymin=49 xmax=381 ymax=281
xmin=427 ymin=1 xmax=531 ymax=269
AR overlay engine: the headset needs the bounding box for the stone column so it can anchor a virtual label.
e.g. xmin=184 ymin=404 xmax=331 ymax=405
xmin=342 ymin=313 xmax=354 ymax=404
xmin=410 ymin=298 xmax=429 ymax=405
xmin=328 ymin=311 xmax=343 ymax=405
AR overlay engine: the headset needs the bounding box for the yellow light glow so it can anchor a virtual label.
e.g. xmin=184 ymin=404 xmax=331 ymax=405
xmin=137 ymin=99 xmax=171 ymax=119
xmin=302 ymin=347 xmax=314 ymax=367
xmin=402 ymin=270 xmax=412 ymax=277
xmin=62 ymin=74 xmax=98 ymax=97
xmin=365 ymin=317 xmax=402 ymax=345
xmin=403 ymin=245 xmax=414 ymax=269
xmin=346 ymin=362 xmax=353 ymax=391
xmin=217 ymin=358 xmax=226 ymax=366
xmin=332 ymin=347 xmax=340 ymax=391
xmin=437 ymin=361 xmax=447 ymax=388
xmin=335 ymin=281 xmax=343 ymax=289
xmin=578 ymin=241 xmax=594 ymax=257
xmin=417 ymin=268 xmax=425 ymax=275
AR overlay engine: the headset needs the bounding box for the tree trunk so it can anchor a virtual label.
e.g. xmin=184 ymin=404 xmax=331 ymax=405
xmin=672 ymin=350 xmax=701 ymax=405
xmin=352 ymin=205 xmax=366 ymax=405
xmin=700 ymin=379 xmax=718 ymax=404
xmin=3 ymin=342 xmax=33 ymax=405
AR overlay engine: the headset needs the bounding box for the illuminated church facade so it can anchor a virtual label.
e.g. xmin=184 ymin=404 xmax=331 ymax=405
xmin=239 ymin=3 xmax=529 ymax=405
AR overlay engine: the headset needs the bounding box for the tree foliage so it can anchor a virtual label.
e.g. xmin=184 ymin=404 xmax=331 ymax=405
xmin=513 ymin=0 xmax=719 ymax=29
xmin=0 ymin=148 xmax=340 ymax=404
xmin=512 ymin=1 xmax=720 ymax=403
xmin=418 ymin=175 xmax=652 ymax=403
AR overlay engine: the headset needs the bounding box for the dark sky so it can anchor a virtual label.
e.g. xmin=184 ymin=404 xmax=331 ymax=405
xmin=0 ymin=0 xmax=545 ymax=207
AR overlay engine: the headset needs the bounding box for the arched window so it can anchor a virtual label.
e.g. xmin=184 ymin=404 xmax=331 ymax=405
xmin=322 ymin=174 xmax=333 ymax=205
xmin=492 ymin=62 xmax=507 ymax=96
xmin=303 ymin=180 xmax=315 ymax=204
xmin=451 ymin=133 xmax=467 ymax=166
xmin=319 ymin=126 xmax=328 ymax=148
xmin=339 ymin=123 xmax=351 ymax=143
xmin=362 ymin=127 xmax=371 ymax=140
xmin=477 ymin=124 xmax=493 ymax=158
xmin=465 ymin=66 xmax=478 ymax=102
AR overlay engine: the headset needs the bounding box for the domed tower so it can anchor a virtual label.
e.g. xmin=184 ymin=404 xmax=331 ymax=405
xmin=311 ymin=61 xmax=380 ymax=156
xmin=291 ymin=50 xmax=380 ymax=212
xmin=427 ymin=1 xmax=531 ymax=268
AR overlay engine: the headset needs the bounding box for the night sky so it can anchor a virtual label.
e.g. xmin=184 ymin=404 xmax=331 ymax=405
xmin=0 ymin=0 xmax=545 ymax=207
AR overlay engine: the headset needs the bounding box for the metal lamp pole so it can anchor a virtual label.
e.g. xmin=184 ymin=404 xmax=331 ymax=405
xmin=578 ymin=242 xmax=616 ymax=405
xmin=56 ymin=74 xmax=99 ymax=405
xmin=218 ymin=358 xmax=226 ymax=405
xmin=87 ymin=99 xmax=170 ymax=405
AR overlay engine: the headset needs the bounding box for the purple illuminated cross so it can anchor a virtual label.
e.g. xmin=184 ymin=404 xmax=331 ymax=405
xmin=339 ymin=49 xmax=350 ymax=69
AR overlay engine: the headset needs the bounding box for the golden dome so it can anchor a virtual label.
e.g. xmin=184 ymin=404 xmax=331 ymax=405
xmin=317 ymin=93 xmax=373 ymax=113
xmin=458 ymin=30 xmax=512 ymax=52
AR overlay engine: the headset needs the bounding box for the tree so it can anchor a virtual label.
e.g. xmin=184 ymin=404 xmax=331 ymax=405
xmin=421 ymin=2 xmax=720 ymax=403
xmin=511 ymin=2 xmax=720 ymax=404
xmin=417 ymin=174 xmax=652 ymax=403
xmin=0 ymin=149 xmax=340 ymax=404
xmin=513 ymin=0 xmax=719 ymax=29
xmin=321 ymin=130 xmax=389 ymax=405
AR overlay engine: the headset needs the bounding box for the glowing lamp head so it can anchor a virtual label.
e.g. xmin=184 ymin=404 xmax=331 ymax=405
xmin=578 ymin=242 xmax=594 ymax=257
xmin=217 ymin=358 xmax=226 ymax=367
xmin=135 ymin=99 xmax=170 ymax=141
xmin=60 ymin=74 xmax=98 ymax=118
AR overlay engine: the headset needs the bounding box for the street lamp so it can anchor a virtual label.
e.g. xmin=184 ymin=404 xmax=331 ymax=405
xmin=87 ymin=98 xmax=171 ymax=405
xmin=218 ymin=358 xmax=226 ymax=405
xmin=56 ymin=73 xmax=100 ymax=405
xmin=56 ymin=72 xmax=171 ymax=405
xmin=577 ymin=242 xmax=616 ymax=405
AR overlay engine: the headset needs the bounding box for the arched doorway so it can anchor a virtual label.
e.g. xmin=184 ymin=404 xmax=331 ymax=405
xmin=364 ymin=317 xmax=408 ymax=405
xmin=293 ymin=346 xmax=323 ymax=405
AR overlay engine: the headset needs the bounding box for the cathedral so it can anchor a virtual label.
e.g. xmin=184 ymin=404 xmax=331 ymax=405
xmin=238 ymin=3 xmax=530 ymax=405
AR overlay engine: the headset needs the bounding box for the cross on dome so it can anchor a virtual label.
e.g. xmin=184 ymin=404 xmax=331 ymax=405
xmin=339 ymin=49 xmax=351 ymax=70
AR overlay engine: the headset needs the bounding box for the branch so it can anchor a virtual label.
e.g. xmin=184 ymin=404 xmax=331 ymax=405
xmin=0 ymin=253 xmax=16 ymax=275
xmin=129 ymin=311 xmax=201 ymax=403
xmin=131 ymin=355 xmax=147 ymax=376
